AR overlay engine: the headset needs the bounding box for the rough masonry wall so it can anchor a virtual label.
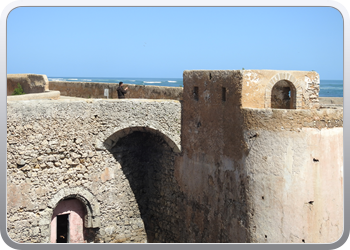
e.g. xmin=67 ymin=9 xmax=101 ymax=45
xmin=174 ymin=70 xmax=251 ymax=242
xmin=7 ymin=99 xmax=181 ymax=243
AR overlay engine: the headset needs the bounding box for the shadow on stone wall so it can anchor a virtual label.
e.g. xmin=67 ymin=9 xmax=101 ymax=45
xmin=108 ymin=131 xmax=183 ymax=242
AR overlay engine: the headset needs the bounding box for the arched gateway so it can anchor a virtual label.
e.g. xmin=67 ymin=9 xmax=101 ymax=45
xmin=47 ymin=187 xmax=101 ymax=243
xmin=106 ymin=126 xmax=181 ymax=242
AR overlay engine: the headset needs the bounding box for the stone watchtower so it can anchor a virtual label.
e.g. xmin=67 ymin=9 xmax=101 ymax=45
xmin=175 ymin=70 xmax=343 ymax=243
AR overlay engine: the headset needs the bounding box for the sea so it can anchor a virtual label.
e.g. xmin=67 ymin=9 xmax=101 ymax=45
xmin=48 ymin=77 xmax=343 ymax=97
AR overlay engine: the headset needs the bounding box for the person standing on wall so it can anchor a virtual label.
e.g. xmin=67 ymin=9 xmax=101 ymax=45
xmin=117 ymin=81 xmax=129 ymax=99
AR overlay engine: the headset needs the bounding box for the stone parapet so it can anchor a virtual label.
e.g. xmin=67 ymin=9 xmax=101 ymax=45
xmin=183 ymin=69 xmax=321 ymax=110
xmin=241 ymin=107 xmax=343 ymax=131
xmin=49 ymin=81 xmax=183 ymax=100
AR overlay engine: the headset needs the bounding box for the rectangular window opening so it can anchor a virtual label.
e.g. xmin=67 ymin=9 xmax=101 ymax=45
xmin=222 ymin=87 xmax=226 ymax=102
xmin=193 ymin=86 xmax=199 ymax=101
xmin=57 ymin=214 xmax=69 ymax=243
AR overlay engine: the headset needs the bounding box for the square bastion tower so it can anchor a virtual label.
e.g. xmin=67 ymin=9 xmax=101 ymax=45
xmin=175 ymin=70 xmax=343 ymax=243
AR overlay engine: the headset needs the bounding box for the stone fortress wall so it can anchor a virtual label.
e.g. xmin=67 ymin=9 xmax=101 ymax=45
xmin=6 ymin=70 xmax=343 ymax=243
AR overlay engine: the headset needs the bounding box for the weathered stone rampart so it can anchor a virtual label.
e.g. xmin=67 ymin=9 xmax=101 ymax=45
xmin=49 ymin=81 xmax=183 ymax=100
xmin=6 ymin=70 xmax=343 ymax=244
xmin=174 ymin=70 xmax=343 ymax=243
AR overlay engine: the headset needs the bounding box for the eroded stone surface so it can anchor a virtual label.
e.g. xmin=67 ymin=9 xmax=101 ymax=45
xmin=7 ymin=74 xmax=49 ymax=96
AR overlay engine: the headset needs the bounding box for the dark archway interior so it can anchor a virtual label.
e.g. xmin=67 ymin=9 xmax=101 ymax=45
xmin=109 ymin=131 xmax=180 ymax=242
xmin=271 ymin=80 xmax=296 ymax=109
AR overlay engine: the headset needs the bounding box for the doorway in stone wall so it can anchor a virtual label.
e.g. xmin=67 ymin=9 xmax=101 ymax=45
xmin=56 ymin=214 xmax=69 ymax=243
xmin=50 ymin=198 xmax=87 ymax=243
xmin=271 ymin=80 xmax=296 ymax=109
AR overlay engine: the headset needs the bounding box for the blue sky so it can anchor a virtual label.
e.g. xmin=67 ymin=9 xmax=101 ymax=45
xmin=7 ymin=7 xmax=343 ymax=79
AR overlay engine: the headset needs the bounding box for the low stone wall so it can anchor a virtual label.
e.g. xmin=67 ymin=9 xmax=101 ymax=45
xmin=7 ymin=74 xmax=49 ymax=96
xmin=49 ymin=81 xmax=183 ymax=100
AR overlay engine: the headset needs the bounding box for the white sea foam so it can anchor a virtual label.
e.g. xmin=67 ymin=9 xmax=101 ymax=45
xmin=68 ymin=79 xmax=78 ymax=80
xmin=168 ymin=81 xmax=177 ymax=83
xmin=143 ymin=81 xmax=162 ymax=83
xmin=321 ymin=87 xmax=343 ymax=90
xmin=81 ymin=79 xmax=92 ymax=81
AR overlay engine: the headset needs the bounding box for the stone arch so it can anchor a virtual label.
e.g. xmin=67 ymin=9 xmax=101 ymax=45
xmin=107 ymin=126 xmax=179 ymax=242
xmin=104 ymin=126 xmax=181 ymax=153
xmin=265 ymin=72 xmax=303 ymax=109
xmin=48 ymin=187 xmax=100 ymax=229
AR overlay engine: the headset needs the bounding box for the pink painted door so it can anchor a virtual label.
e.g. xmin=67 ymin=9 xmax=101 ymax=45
xmin=50 ymin=199 xmax=86 ymax=243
